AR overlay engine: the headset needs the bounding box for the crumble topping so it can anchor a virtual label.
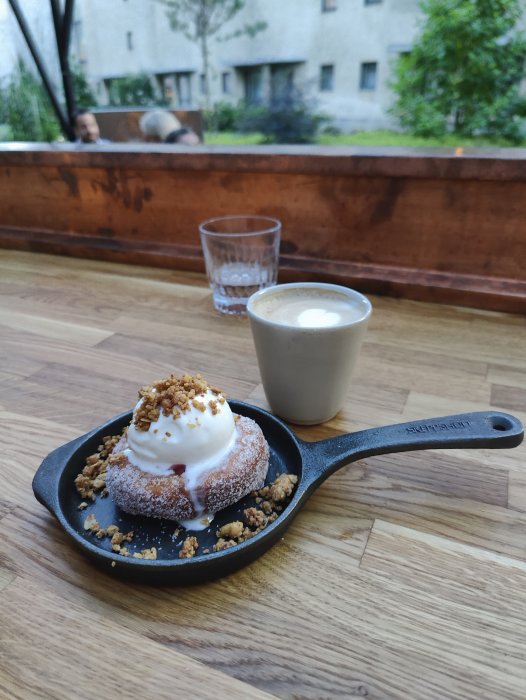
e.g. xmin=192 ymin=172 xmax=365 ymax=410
xmin=133 ymin=548 xmax=157 ymax=560
xmin=211 ymin=473 xmax=298 ymax=553
xmin=179 ymin=536 xmax=198 ymax=559
xmin=74 ymin=434 xmax=120 ymax=500
xmin=260 ymin=473 xmax=298 ymax=503
xmin=83 ymin=515 xmax=135 ymax=554
xmin=217 ymin=521 xmax=244 ymax=539
xmin=244 ymin=507 xmax=268 ymax=529
xmin=134 ymin=373 xmax=225 ymax=431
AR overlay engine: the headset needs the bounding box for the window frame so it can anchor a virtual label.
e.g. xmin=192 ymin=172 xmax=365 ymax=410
xmin=175 ymin=72 xmax=193 ymax=108
xmin=221 ymin=71 xmax=232 ymax=94
xmin=321 ymin=0 xmax=337 ymax=13
xmin=320 ymin=64 xmax=335 ymax=92
xmin=360 ymin=62 xmax=378 ymax=91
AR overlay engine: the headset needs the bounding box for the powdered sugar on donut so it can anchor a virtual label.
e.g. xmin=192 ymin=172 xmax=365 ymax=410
xmin=106 ymin=415 xmax=269 ymax=528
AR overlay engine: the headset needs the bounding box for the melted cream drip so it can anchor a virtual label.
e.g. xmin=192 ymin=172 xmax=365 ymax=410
xmin=179 ymin=513 xmax=214 ymax=532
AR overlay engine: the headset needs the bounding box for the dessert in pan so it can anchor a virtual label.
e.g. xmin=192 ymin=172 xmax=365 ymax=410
xmin=33 ymin=372 xmax=523 ymax=584
xmin=105 ymin=374 xmax=270 ymax=530
xmin=71 ymin=374 xmax=297 ymax=564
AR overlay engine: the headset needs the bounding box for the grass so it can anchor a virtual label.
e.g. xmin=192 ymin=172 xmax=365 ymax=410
xmin=204 ymin=131 xmax=266 ymax=145
xmin=204 ymin=129 xmax=523 ymax=149
xmin=317 ymin=130 xmax=520 ymax=148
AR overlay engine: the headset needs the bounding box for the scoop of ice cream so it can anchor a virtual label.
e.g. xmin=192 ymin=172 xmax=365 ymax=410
xmin=123 ymin=375 xmax=236 ymax=477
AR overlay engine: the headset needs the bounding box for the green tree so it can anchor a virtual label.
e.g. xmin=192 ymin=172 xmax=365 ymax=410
xmin=160 ymin=0 xmax=266 ymax=111
xmin=0 ymin=59 xmax=60 ymax=141
xmin=391 ymin=0 xmax=526 ymax=142
xmin=71 ymin=63 xmax=97 ymax=109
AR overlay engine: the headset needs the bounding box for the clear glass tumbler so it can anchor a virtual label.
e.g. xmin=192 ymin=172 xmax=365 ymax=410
xmin=199 ymin=215 xmax=281 ymax=315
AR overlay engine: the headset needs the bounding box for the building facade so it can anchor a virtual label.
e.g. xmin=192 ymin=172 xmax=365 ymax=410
xmin=0 ymin=0 xmax=432 ymax=132
xmin=71 ymin=0 xmax=424 ymax=131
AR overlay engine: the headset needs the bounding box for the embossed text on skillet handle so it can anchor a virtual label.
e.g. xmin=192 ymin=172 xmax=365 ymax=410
xmin=301 ymin=411 xmax=524 ymax=484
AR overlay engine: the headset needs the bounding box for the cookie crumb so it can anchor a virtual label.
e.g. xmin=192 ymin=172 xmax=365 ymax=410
xmin=217 ymin=521 xmax=244 ymax=539
xmin=261 ymin=500 xmax=273 ymax=514
xmin=179 ymin=536 xmax=198 ymax=559
xmin=133 ymin=547 xmax=157 ymax=560
xmin=269 ymin=473 xmax=298 ymax=502
xmin=83 ymin=513 xmax=100 ymax=532
xmin=112 ymin=543 xmax=130 ymax=557
xmin=244 ymin=507 xmax=268 ymax=529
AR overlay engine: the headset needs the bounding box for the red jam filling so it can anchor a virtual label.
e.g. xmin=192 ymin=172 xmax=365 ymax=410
xmin=170 ymin=464 xmax=186 ymax=476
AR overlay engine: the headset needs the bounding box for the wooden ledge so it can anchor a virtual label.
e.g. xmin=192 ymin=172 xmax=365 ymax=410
xmin=1 ymin=144 xmax=525 ymax=313
xmin=3 ymin=142 xmax=526 ymax=180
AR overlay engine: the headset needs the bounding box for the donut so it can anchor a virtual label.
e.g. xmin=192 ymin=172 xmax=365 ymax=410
xmin=106 ymin=414 xmax=269 ymax=523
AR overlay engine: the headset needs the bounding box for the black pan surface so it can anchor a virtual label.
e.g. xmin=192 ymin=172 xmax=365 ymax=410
xmin=33 ymin=402 xmax=523 ymax=584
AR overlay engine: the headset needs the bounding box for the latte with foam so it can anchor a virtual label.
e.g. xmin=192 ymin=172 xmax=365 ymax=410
xmin=247 ymin=283 xmax=372 ymax=424
xmin=251 ymin=287 xmax=369 ymax=328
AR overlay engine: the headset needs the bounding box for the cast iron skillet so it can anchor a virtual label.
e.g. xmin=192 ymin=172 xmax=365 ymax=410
xmin=33 ymin=402 xmax=523 ymax=585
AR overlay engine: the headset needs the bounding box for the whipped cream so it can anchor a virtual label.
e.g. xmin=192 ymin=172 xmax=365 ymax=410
xmin=121 ymin=375 xmax=239 ymax=529
xmin=125 ymin=388 xmax=236 ymax=478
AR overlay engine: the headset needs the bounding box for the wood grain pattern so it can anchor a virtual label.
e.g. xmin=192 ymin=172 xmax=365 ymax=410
xmin=1 ymin=145 xmax=526 ymax=312
xmin=0 ymin=575 xmax=277 ymax=700
xmin=0 ymin=249 xmax=525 ymax=699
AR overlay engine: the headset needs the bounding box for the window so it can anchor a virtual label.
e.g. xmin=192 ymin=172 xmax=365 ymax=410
xmin=243 ymin=66 xmax=264 ymax=105
xmin=126 ymin=31 xmax=133 ymax=51
xmin=158 ymin=75 xmax=175 ymax=105
xmin=176 ymin=73 xmax=192 ymax=107
xmin=222 ymin=72 xmax=231 ymax=94
xmin=320 ymin=64 xmax=334 ymax=91
xmin=360 ymin=62 xmax=377 ymax=90
xmin=322 ymin=0 xmax=337 ymax=11
xmin=199 ymin=73 xmax=206 ymax=95
xmin=271 ymin=64 xmax=294 ymax=101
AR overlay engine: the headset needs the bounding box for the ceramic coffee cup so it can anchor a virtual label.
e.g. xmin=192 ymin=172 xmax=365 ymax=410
xmin=247 ymin=282 xmax=372 ymax=425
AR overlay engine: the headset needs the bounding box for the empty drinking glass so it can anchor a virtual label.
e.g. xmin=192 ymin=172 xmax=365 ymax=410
xmin=199 ymin=215 xmax=281 ymax=315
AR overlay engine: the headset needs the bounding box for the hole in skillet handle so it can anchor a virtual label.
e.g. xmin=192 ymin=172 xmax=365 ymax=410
xmin=38 ymin=401 xmax=305 ymax=585
xmin=489 ymin=416 xmax=515 ymax=432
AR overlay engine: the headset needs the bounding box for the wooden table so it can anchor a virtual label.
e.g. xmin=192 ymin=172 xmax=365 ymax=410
xmin=1 ymin=249 xmax=525 ymax=700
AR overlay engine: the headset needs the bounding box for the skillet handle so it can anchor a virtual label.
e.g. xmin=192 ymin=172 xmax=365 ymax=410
xmin=302 ymin=411 xmax=524 ymax=481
